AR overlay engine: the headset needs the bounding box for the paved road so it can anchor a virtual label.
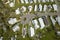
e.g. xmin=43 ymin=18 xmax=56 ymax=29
xmin=55 ymin=0 xmax=60 ymax=13
xmin=20 ymin=12 xmax=60 ymax=24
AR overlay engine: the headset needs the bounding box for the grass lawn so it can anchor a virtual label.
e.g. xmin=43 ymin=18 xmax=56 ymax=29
xmin=0 ymin=0 xmax=59 ymax=40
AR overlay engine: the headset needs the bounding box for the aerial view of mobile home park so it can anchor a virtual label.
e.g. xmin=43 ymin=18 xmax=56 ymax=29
xmin=0 ymin=0 xmax=60 ymax=40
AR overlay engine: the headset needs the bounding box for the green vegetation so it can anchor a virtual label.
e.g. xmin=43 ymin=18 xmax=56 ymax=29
xmin=0 ymin=0 xmax=60 ymax=40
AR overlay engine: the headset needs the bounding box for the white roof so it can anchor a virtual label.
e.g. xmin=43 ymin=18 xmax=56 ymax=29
xmin=34 ymin=0 xmax=37 ymax=3
xmin=9 ymin=2 xmax=14 ymax=7
xmin=42 ymin=0 xmax=46 ymax=3
xmin=13 ymin=0 xmax=15 ymax=3
xmin=0 ymin=37 xmax=3 ymax=40
xmin=39 ymin=4 xmax=42 ymax=11
xmin=38 ymin=0 xmax=41 ymax=3
xmin=32 ymin=20 xmax=38 ymax=25
xmin=56 ymin=16 xmax=60 ymax=25
xmin=38 ymin=18 xmax=45 ymax=29
xmin=21 ymin=6 xmax=26 ymax=12
xmin=32 ymin=19 xmax=39 ymax=29
xmin=15 ymin=35 xmax=17 ymax=38
xmin=48 ymin=5 xmax=52 ymax=11
xmin=3 ymin=26 xmax=6 ymax=32
xmin=48 ymin=5 xmax=52 ymax=8
xmin=34 ymin=5 xmax=37 ymax=11
xmin=22 ymin=28 xmax=26 ymax=38
xmin=30 ymin=27 xmax=35 ymax=37
xmin=11 ymin=37 xmax=16 ymax=40
xmin=43 ymin=5 xmax=47 ymax=11
xmin=29 ymin=0 xmax=33 ymax=3
xmin=25 ymin=0 xmax=29 ymax=4
xmin=53 ymin=4 xmax=58 ymax=11
xmin=57 ymin=31 xmax=60 ymax=35
xmin=28 ymin=6 xmax=33 ymax=12
xmin=11 ymin=37 xmax=14 ymax=40
xmin=50 ymin=16 xmax=56 ymax=25
xmin=15 ymin=8 xmax=20 ymax=14
xmin=20 ymin=0 xmax=24 ymax=3
xmin=50 ymin=0 xmax=54 ymax=2
xmin=57 ymin=31 xmax=60 ymax=34
xmin=12 ymin=25 xmax=20 ymax=32
xmin=46 ymin=0 xmax=49 ymax=2
xmin=8 ymin=18 xmax=17 ymax=25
